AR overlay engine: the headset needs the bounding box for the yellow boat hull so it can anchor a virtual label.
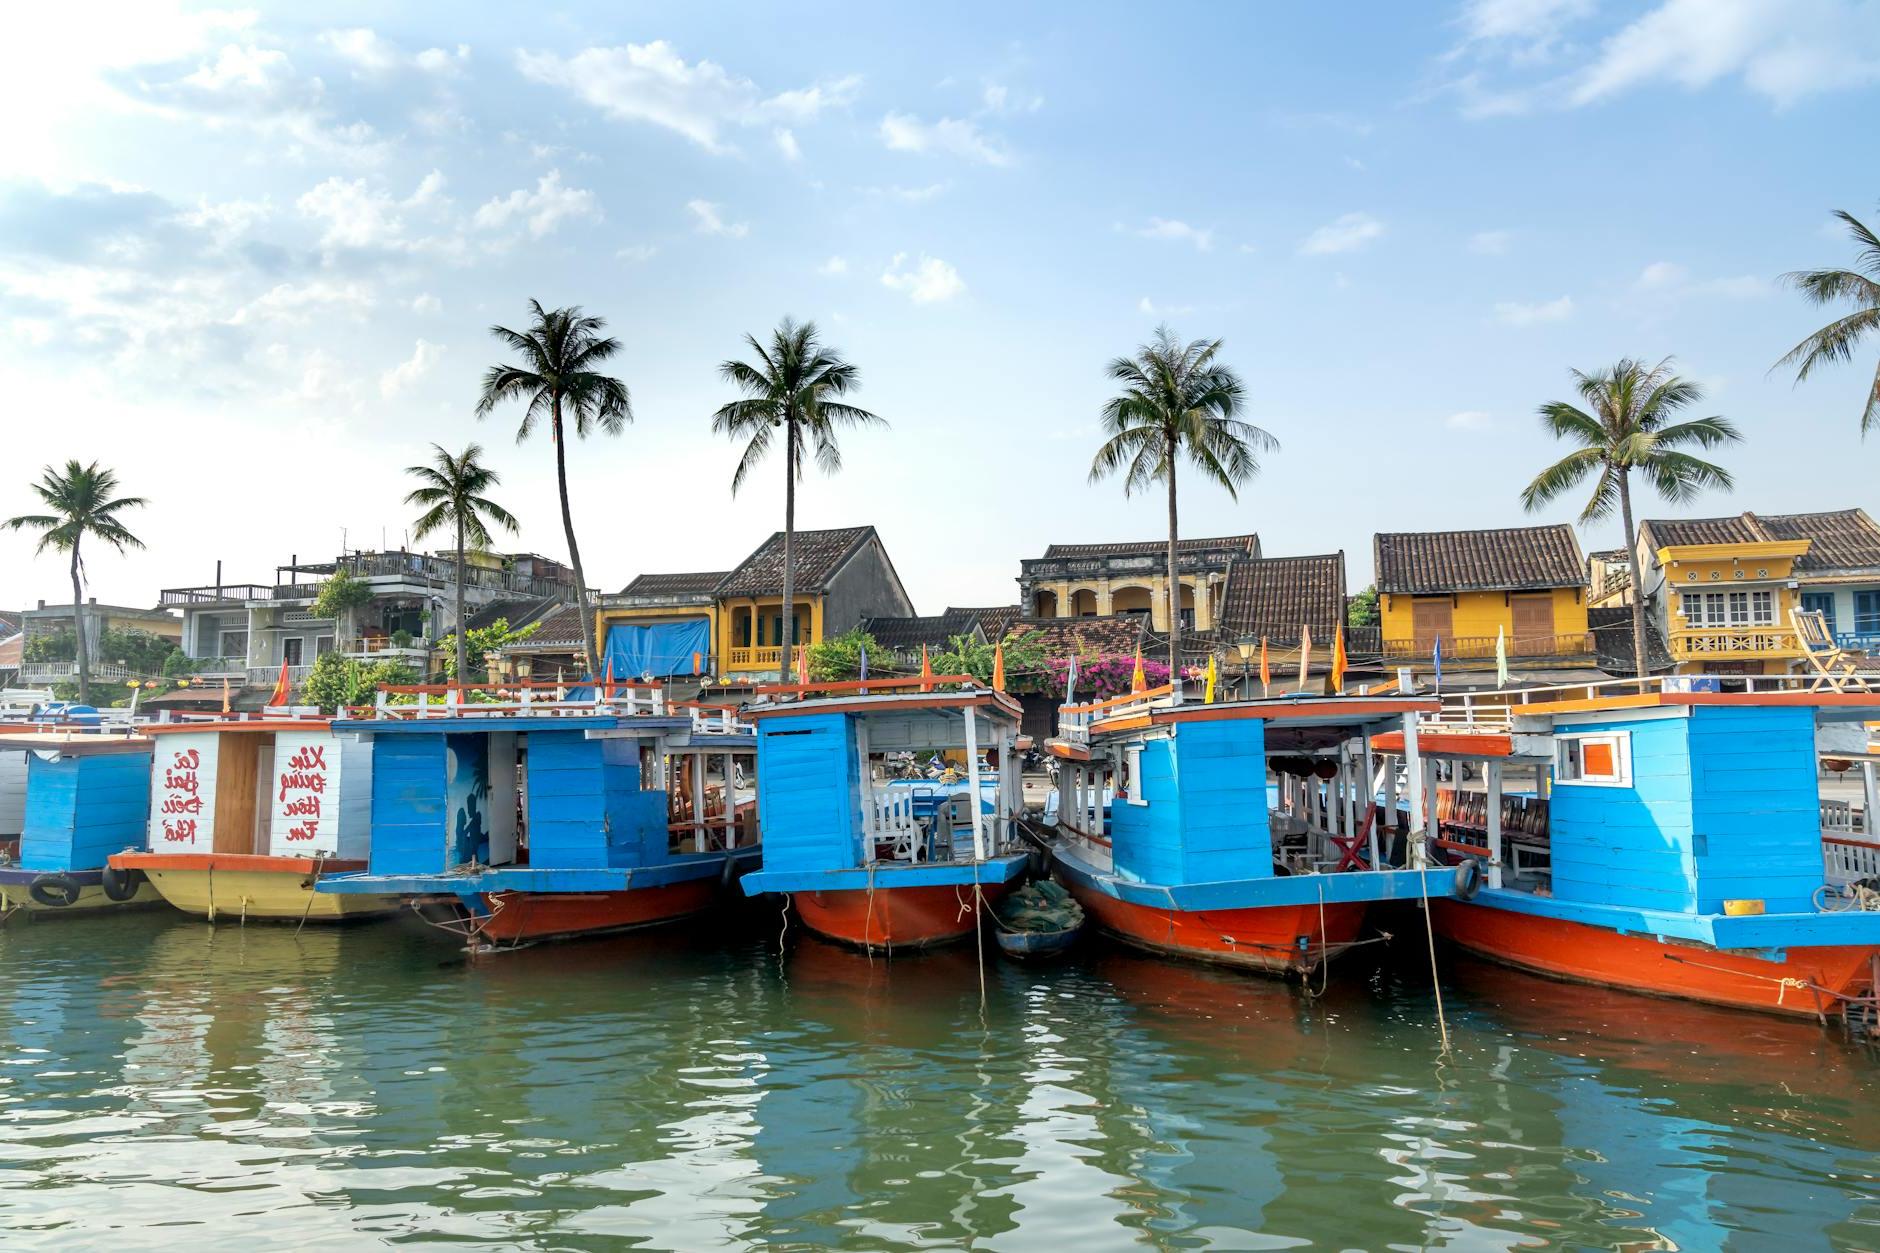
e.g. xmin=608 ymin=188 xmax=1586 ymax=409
xmin=140 ymin=866 xmax=401 ymax=923
xmin=0 ymin=881 xmax=164 ymax=919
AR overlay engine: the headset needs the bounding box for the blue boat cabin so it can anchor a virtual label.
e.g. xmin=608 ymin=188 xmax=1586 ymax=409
xmin=11 ymin=739 xmax=153 ymax=874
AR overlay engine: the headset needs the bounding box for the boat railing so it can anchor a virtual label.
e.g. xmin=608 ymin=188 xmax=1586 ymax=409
xmin=672 ymin=701 xmax=755 ymax=736
xmin=1420 ymin=672 xmax=1870 ymax=732
xmin=1058 ymin=684 xmax=1178 ymax=742
xmin=367 ymin=679 xmax=669 ymax=720
xmin=1824 ymin=834 xmax=1880 ymax=886
xmin=751 ymin=674 xmax=989 ymax=702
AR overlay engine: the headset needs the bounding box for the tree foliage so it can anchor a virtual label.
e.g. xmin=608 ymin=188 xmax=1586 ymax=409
xmin=1776 ymin=206 xmax=1880 ymax=434
xmin=1346 ymin=585 xmax=1379 ymax=628
xmin=933 ymin=631 xmax=1051 ymax=689
xmin=312 ymin=569 xmax=375 ymax=622
xmin=804 ymin=628 xmax=877 ymax=682
xmin=301 ymin=651 xmax=419 ymax=714
xmin=440 ymin=616 xmax=541 ymax=682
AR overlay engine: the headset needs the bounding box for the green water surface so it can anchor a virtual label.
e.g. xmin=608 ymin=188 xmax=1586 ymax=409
xmin=2 ymin=907 xmax=1876 ymax=1249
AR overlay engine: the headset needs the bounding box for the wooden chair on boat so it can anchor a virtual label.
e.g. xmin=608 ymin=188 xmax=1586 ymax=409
xmin=1793 ymin=609 xmax=1880 ymax=692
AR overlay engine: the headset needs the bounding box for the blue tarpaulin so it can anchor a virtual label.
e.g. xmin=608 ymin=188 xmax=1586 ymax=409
xmin=603 ymin=619 xmax=712 ymax=679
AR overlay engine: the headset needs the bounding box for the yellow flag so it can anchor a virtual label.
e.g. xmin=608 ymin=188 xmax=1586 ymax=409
xmin=1204 ymin=653 xmax=1218 ymax=704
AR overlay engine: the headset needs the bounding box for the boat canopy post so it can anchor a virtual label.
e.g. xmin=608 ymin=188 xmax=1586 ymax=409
xmin=1402 ymin=711 xmax=1429 ymax=869
xmin=856 ymin=719 xmax=876 ymax=865
xmin=1340 ymin=740 xmax=1357 ymax=844
xmin=1485 ymin=759 xmax=1504 ymax=890
xmin=963 ymin=705 xmax=986 ymax=860
xmin=1863 ymin=761 xmax=1878 ymax=836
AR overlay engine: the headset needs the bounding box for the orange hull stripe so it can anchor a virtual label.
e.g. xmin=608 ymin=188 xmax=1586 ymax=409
xmin=475 ymin=880 xmax=718 ymax=941
xmin=1061 ymin=878 xmax=1366 ymax=973
xmin=1434 ymin=901 xmax=1878 ymax=1017
xmin=793 ymin=882 xmax=1010 ymax=950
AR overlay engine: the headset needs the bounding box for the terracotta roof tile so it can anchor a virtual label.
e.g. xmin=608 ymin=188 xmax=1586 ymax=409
xmin=716 ymin=527 xmax=875 ymax=597
xmin=1008 ymin=614 xmax=1147 ymax=657
xmin=619 ymin=570 xmax=730 ymax=598
xmin=861 ymin=609 xmax=983 ymax=651
xmin=1374 ymin=525 xmax=1585 ymax=595
xmin=1642 ymin=509 xmax=1880 ymax=574
xmin=503 ymin=603 xmax=586 ymax=650
xmin=1042 ymin=533 xmax=1258 ymax=559
xmin=1217 ymin=553 xmax=1346 ymax=637
xmin=950 ymin=605 xmax=1023 ymax=640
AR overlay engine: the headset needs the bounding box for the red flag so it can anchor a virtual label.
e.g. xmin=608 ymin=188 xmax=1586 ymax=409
xmin=603 ymin=657 xmax=615 ymax=699
xmin=267 ymin=658 xmax=292 ymax=708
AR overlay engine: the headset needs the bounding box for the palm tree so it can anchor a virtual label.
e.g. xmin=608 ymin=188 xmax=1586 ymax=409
xmin=4 ymin=461 xmax=147 ymax=704
xmin=712 ymin=318 xmax=885 ymax=680
xmin=405 ymin=444 xmax=520 ymax=683
xmin=1090 ymin=326 xmax=1276 ymax=681
xmin=1776 ymin=207 xmax=1880 ymax=434
xmin=1521 ymin=358 xmax=1740 ymax=679
xmin=475 ymin=300 xmax=631 ymax=679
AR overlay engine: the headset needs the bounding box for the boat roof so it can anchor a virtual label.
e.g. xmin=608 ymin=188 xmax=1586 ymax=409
xmin=331 ymin=712 xmax=694 ymax=736
xmin=1085 ymin=693 xmax=1438 ymax=737
xmin=143 ymin=716 xmax=334 ymax=735
xmin=744 ymin=677 xmax=1022 ymax=723
xmin=1494 ymin=689 xmax=1880 ymax=720
xmin=0 ymin=730 xmax=151 ymax=755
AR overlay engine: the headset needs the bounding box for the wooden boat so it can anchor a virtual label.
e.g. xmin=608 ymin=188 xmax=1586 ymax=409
xmin=739 ymin=676 xmax=1028 ymax=952
xmin=1046 ymin=687 xmax=1455 ymax=980
xmin=991 ymin=879 xmax=1083 ymax=959
xmin=0 ymin=729 xmax=163 ymax=920
xmin=107 ymin=713 xmax=397 ymax=922
xmin=1373 ymin=679 xmax=1880 ymax=1027
xmin=317 ymin=681 xmax=759 ymax=946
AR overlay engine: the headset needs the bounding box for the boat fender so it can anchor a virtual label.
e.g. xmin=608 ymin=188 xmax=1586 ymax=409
xmin=28 ymin=874 xmax=83 ymax=908
xmin=1453 ymin=859 xmax=1484 ymax=902
xmin=101 ymin=866 xmax=146 ymax=902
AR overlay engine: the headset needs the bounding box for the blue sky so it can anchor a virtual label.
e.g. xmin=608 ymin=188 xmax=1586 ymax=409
xmin=3 ymin=0 xmax=1878 ymax=613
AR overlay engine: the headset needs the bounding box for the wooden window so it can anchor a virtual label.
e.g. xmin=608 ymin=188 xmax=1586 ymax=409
xmin=1511 ymin=593 xmax=1554 ymax=654
xmin=1123 ymin=745 xmax=1147 ymax=806
xmin=1411 ymin=598 xmax=1453 ymax=651
xmin=1556 ymin=731 xmax=1630 ymax=787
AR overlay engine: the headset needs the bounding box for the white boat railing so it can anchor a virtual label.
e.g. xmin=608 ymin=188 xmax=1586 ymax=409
xmin=1424 ymin=673 xmax=1877 ymax=732
xmin=1824 ymin=835 xmax=1880 ymax=886
xmin=864 ymin=790 xmax=922 ymax=862
xmin=368 ymin=681 xmax=669 ymax=720
xmin=1057 ymin=683 xmax=1179 ymax=743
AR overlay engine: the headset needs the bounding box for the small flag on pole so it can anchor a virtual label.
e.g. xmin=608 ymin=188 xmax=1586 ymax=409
xmin=1130 ymin=648 xmax=1146 ymax=694
xmin=603 ymin=657 xmax=615 ymax=700
xmin=1331 ymin=626 xmax=1348 ymax=695
xmin=858 ymin=643 xmax=869 ymax=680
xmin=1204 ymin=653 xmax=1218 ymax=704
xmin=1433 ymin=637 xmax=1444 ymax=694
xmin=797 ymin=642 xmax=810 ymax=685
xmin=220 ymin=675 xmax=231 ymax=715
xmin=1297 ymin=626 xmax=1313 ymax=693
xmin=1064 ymin=655 xmax=1079 ymax=705
xmin=1259 ymin=636 xmax=1271 ymax=698
xmin=992 ymin=641 xmax=1006 ymax=692
xmin=266 ymin=658 xmax=292 ymax=708
xmin=693 ymin=650 xmax=703 ymax=676
xmin=1495 ymin=624 xmax=1509 ymax=686
xmin=920 ymin=644 xmax=934 ymax=692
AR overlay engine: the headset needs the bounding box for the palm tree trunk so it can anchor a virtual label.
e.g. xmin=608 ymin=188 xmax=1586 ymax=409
xmin=551 ymin=392 xmax=603 ymax=680
xmin=780 ymin=419 xmax=797 ymax=683
xmin=1618 ymin=470 xmax=1649 ymax=680
xmin=70 ymin=542 xmax=89 ymax=704
xmin=1165 ymin=448 xmax=1181 ymax=687
xmin=454 ymin=517 xmax=467 ymax=686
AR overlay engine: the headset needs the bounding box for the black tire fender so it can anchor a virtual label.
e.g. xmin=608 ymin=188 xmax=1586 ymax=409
xmin=1453 ymin=858 xmax=1485 ymax=902
xmin=101 ymin=865 xmax=146 ymax=902
xmin=28 ymin=874 xmax=83 ymax=908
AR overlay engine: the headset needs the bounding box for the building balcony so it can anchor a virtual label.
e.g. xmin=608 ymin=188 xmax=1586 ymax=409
xmin=1833 ymin=631 xmax=1880 ymax=652
xmin=158 ymin=584 xmax=276 ymax=606
xmin=246 ymin=664 xmax=313 ymax=689
xmin=21 ymin=660 xmax=136 ymax=684
xmin=186 ymin=656 xmax=248 ymax=678
xmin=727 ymin=646 xmax=784 ymax=670
xmin=1381 ymin=632 xmax=1595 ymax=664
xmin=1669 ymin=626 xmax=1800 ymax=660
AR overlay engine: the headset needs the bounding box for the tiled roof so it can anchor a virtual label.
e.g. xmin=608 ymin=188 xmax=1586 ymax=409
xmin=1642 ymin=509 xmax=1880 ymax=574
xmin=861 ymin=609 xmax=983 ymax=652
xmin=465 ymin=597 xmax=564 ymax=633
xmin=951 ymin=605 xmax=1023 ymax=640
xmin=1217 ymin=553 xmax=1346 ymax=637
xmin=0 ymin=634 xmax=19 ymax=668
xmin=0 ymin=610 xmax=21 ymax=636
xmin=1042 ymin=534 xmax=1258 ymax=559
xmin=1589 ymin=606 xmax=1676 ymax=674
xmin=620 ymin=570 xmax=729 ymax=598
xmin=1008 ymin=614 xmax=1147 ymax=657
xmin=716 ymin=527 xmax=876 ymax=597
xmin=503 ymin=604 xmax=586 ymax=650
xmin=1374 ymin=525 xmax=1586 ymax=595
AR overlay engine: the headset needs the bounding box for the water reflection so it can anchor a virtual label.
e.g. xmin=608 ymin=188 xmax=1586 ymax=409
xmin=1 ymin=911 xmax=1876 ymax=1248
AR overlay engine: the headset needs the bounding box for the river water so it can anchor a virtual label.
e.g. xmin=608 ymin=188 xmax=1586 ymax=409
xmin=2 ymin=907 xmax=1876 ymax=1250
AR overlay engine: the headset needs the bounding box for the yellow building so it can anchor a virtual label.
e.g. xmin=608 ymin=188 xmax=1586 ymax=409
xmin=1373 ymin=525 xmax=1595 ymax=676
xmin=1016 ymin=534 xmax=1257 ymax=633
xmin=596 ymin=525 xmax=916 ymax=683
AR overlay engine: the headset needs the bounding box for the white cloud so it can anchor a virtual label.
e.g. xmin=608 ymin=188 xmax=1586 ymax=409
xmin=818 ymin=256 xmax=849 ymax=276
xmin=1635 ymin=260 xmax=1688 ymax=289
xmin=1494 ymin=295 xmax=1574 ymax=325
xmin=981 ymin=82 xmax=1044 ymax=113
xmin=414 ymin=45 xmax=470 ymax=75
xmin=1460 ymin=0 xmax=1596 ymax=44
xmin=879 ymin=112 xmax=1011 ymax=165
xmin=380 ymin=338 xmax=443 ymax=398
xmin=881 ymin=253 xmax=964 ymax=303
xmin=1571 ymin=0 xmax=1880 ymax=107
xmin=863 ymin=182 xmax=948 ymax=202
xmin=473 ymin=171 xmax=600 ymax=239
xmin=233 ymin=279 xmax=376 ymax=325
xmin=1300 ymin=212 xmax=1384 ymax=255
xmin=1469 ymin=228 xmax=1513 ymax=255
xmin=411 ymin=292 xmax=441 ymax=314
xmin=773 ymin=128 xmax=802 ymax=161
xmin=616 ymin=244 xmax=658 ymax=263
xmin=1445 ymin=409 xmax=1495 ymax=429
xmin=515 ymin=42 xmax=857 ymax=154
xmin=1138 ymin=296 xmax=1194 ymax=317
xmin=1136 ymin=218 xmax=1213 ymax=251
xmin=687 ymin=199 xmax=748 ymax=238
xmin=297 ymin=177 xmax=406 ymax=249
xmin=1632 ymin=260 xmax=1767 ymax=300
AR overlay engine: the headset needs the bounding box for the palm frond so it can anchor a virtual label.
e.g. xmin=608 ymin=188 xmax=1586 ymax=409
xmin=1520 ymin=447 xmax=1604 ymax=513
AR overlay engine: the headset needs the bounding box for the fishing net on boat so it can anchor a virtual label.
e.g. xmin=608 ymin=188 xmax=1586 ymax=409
xmin=995 ymin=879 xmax=1084 ymax=933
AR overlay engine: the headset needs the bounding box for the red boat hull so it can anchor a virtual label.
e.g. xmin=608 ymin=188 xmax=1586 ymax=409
xmin=1434 ymin=900 xmax=1879 ymax=1018
xmin=472 ymin=879 xmax=719 ymax=943
xmin=792 ymin=882 xmax=1011 ymax=952
xmin=1061 ymin=876 xmax=1367 ymax=977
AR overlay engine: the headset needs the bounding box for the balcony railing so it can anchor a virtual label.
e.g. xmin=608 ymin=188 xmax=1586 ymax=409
xmin=1382 ymin=632 xmax=1594 ymax=661
xmin=158 ymin=584 xmax=275 ymax=605
xmin=1833 ymin=631 xmax=1880 ymax=652
xmin=21 ymin=660 xmax=136 ymax=683
xmin=1669 ymin=627 xmax=1799 ymax=659
xmin=187 ymin=656 xmax=248 ymax=677
xmin=727 ymin=646 xmax=784 ymax=669
xmin=247 ymin=665 xmax=313 ymax=688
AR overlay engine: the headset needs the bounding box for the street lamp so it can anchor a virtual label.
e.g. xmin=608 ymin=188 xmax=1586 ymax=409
xmin=1235 ymin=633 xmax=1259 ymax=697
